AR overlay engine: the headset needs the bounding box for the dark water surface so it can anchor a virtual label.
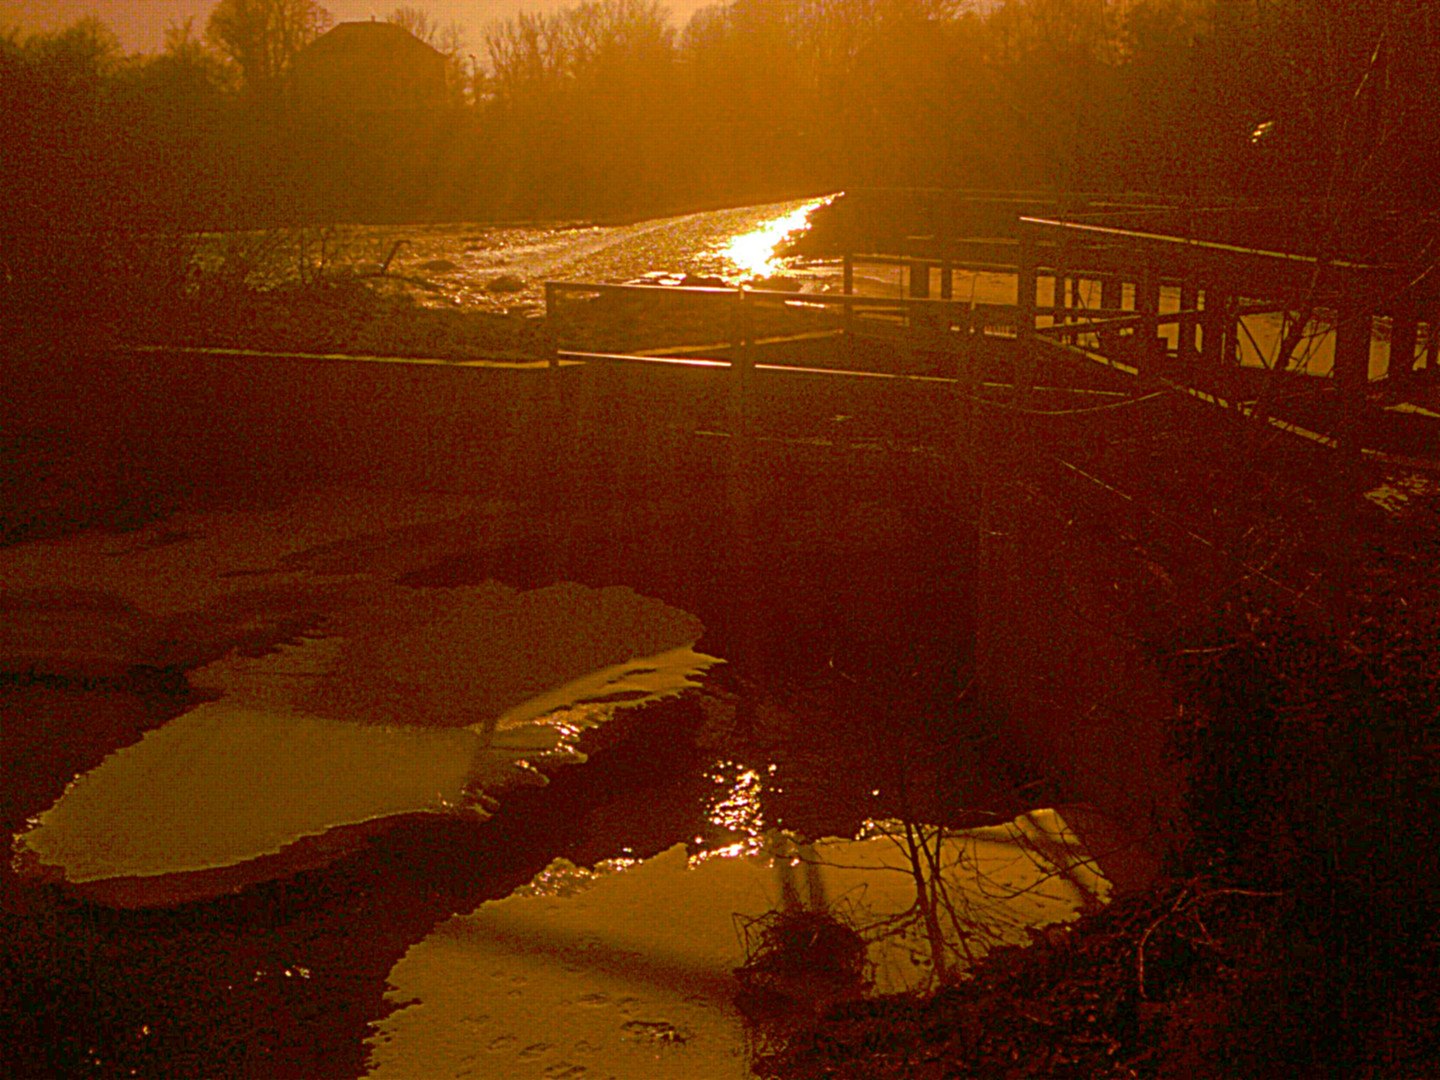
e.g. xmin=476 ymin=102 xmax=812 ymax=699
xmin=2 ymin=431 xmax=987 ymax=1078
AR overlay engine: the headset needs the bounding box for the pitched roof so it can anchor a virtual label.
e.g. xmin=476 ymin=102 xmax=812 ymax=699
xmin=301 ymin=21 xmax=444 ymax=63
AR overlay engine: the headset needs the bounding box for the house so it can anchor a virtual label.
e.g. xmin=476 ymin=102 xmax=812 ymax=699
xmin=291 ymin=21 xmax=447 ymax=113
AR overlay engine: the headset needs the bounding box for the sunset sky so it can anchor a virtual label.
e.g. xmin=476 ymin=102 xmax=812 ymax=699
xmin=0 ymin=0 xmax=713 ymax=54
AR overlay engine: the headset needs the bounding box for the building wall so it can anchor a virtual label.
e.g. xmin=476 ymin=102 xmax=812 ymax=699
xmin=291 ymin=24 xmax=447 ymax=114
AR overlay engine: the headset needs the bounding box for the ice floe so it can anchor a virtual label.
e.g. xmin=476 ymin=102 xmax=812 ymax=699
xmin=365 ymin=811 xmax=1108 ymax=1080
xmin=13 ymin=581 xmax=719 ymax=895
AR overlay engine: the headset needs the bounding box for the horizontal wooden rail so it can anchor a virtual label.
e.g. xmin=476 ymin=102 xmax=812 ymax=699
xmin=547 ymin=279 xmax=972 ymax=310
xmin=550 ymin=278 xmax=1158 ymax=324
xmin=1018 ymin=216 xmax=1407 ymax=305
xmin=1033 ymin=309 xmax=1203 ymax=338
xmin=1019 ymin=217 xmax=1393 ymax=274
xmin=556 ymin=348 xmax=950 ymax=384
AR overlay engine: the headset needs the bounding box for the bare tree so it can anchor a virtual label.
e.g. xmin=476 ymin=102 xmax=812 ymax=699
xmin=484 ymin=10 xmax=570 ymax=98
xmin=389 ymin=5 xmax=469 ymax=101
xmin=565 ymin=0 xmax=675 ymax=73
xmin=387 ymin=5 xmax=439 ymax=45
xmin=206 ymin=0 xmax=332 ymax=96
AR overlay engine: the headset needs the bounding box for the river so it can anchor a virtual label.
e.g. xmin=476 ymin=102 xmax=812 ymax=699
xmin=2 ymin=197 xmax=1116 ymax=1080
xmin=236 ymin=196 xmax=847 ymax=316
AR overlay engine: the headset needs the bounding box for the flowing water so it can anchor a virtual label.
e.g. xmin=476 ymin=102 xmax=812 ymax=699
xmin=227 ymin=196 xmax=844 ymax=317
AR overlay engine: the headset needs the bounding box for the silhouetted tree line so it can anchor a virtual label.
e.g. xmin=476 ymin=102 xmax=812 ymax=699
xmin=2 ymin=0 xmax=1438 ymax=232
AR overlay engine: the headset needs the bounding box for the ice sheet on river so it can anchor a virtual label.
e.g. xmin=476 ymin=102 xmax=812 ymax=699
xmin=366 ymin=813 xmax=1108 ymax=1080
xmin=13 ymin=580 xmax=719 ymax=890
xmin=0 ymin=489 xmax=506 ymax=676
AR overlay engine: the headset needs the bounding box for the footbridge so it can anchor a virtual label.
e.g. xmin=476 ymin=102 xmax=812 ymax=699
xmin=544 ymin=209 xmax=1439 ymax=466
xmin=539 ymin=204 xmax=1439 ymax=863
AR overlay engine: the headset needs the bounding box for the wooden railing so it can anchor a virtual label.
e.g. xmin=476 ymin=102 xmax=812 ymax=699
xmin=544 ymin=212 xmax=1439 ymax=463
xmin=544 ymin=279 xmax=1005 ymax=367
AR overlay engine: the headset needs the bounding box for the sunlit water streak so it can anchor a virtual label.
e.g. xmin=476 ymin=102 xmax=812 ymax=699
xmin=717 ymin=195 xmax=835 ymax=280
xmin=181 ymin=197 xmax=843 ymax=319
xmin=697 ymin=761 xmax=767 ymax=861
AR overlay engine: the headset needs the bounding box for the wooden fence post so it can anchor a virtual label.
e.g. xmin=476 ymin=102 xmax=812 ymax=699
xmin=730 ymin=287 xmax=752 ymax=438
xmin=954 ymin=305 xmax=976 ymax=463
xmin=841 ymin=254 xmax=857 ymax=365
xmin=544 ymin=282 xmax=558 ymax=365
xmin=538 ymin=282 xmax=561 ymax=496
xmin=542 ymin=281 xmax=572 ymax=530
xmin=727 ymin=287 xmax=758 ymax=642
xmin=743 ymin=289 xmax=756 ymax=387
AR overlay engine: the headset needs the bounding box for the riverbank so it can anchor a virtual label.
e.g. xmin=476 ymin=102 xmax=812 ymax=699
xmin=0 ymin=454 xmax=1015 ymax=1078
xmin=753 ymin=404 xmax=1440 ymax=1078
xmin=0 ymin=250 xmax=546 ymax=364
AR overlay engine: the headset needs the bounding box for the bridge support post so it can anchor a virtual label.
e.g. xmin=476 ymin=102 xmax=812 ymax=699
xmin=1324 ymin=299 xmax=1372 ymax=626
xmin=907 ymin=260 xmax=936 ymax=373
xmin=1178 ymin=275 xmax=1199 ymax=370
xmin=909 ymin=260 xmax=931 ymax=300
xmin=1200 ymin=284 xmax=1232 ymax=368
xmin=1135 ymin=259 xmax=1161 ymax=379
xmin=1100 ymin=275 xmax=1123 ymax=355
xmin=1053 ymin=241 xmax=1069 ymax=330
xmin=1016 ymin=224 xmax=1038 ymax=403
xmin=1333 ymin=305 xmax=1370 ymax=460
xmin=1426 ymin=302 xmax=1440 ymax=381
xmin=1390 ymin=293 xmax=1419 ymax=382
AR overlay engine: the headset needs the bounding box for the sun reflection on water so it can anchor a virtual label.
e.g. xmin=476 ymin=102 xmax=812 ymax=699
xmin=719 ymin=195 xmax=835 ymax=280
xmin=510 ymin=855 xmax=642 ymax=898
xmin=693 ymin=761 xmax=767 ymax=862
